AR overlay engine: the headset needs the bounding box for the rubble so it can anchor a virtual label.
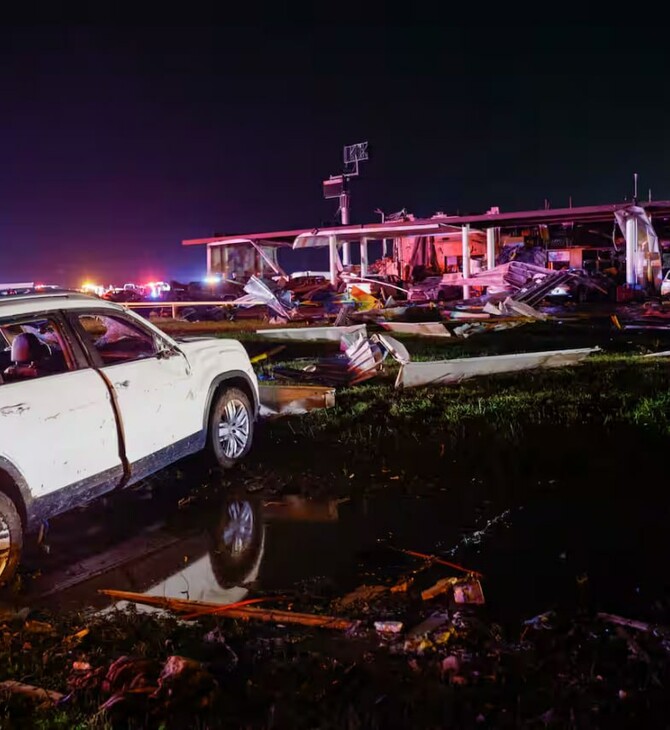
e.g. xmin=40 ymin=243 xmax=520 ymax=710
xmin=258 ymin=384 xmax=335 ymax=416
xmin=0 ymin=680 xmax=64 ymax=708
xmin=234 ymin=275 xmax=293 ymax=320
xmin=272 ymin=330 xmax=383 ymax=387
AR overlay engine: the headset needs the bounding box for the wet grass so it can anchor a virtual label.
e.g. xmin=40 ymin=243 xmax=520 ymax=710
xmin=262 ymin=355 xmax=670 ymax=446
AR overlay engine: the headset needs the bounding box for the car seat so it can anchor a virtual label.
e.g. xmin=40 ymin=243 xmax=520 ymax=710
xmin=4 ymin=332 xmax=51 ymax=379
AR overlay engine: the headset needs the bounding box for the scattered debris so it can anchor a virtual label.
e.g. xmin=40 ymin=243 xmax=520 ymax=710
xmin=597 ymin=612 xmax=656 ymax=633
xmin=335 ymin=584 xmax=388 ymax=609
xmin=421 ymin=577 xmax=457 ymax=601
xmin=234 ymin=275 xmax=293 ymax=320
xmin=379 ymin=322 xmax=451 ymax=337
xmin=407 ymin=611 xmax=451 ymax=637
xmin=23 ymin=619 xmax=56 ymax=635
xmin=150 ymin=655 xmax=219 ymax=712
xmin=500 ymin=296 xmax=548 ymax=320
xmin=420 ymin=577 xmax=485 ymax=604
xmin=453 ymin=578 xmax=485 ymax=605
xmin=522 ymin=610 xmax=556 ymax=632
xmin=249 ymin=345 xmax=287 ymax=364
xmin=374 ymin=620 xmax=403 ymax=634
xmin=259 ymin=384 xmax=335 ymax=416
xmin=0 ymin=680 xmax=64 ymax=708
xmin=273 ymin=330 xmax=382 ymax=387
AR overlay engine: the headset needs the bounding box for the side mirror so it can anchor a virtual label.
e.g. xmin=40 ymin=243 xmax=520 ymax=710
xmin=156 ymin=346 xmax=180 ymax=360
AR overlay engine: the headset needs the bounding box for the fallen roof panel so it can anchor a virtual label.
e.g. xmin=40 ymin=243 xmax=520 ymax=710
xmin=255 ymin=324 xmax=367 ymax=342
xmin=399 ymin=347 xmax=598 ymax=388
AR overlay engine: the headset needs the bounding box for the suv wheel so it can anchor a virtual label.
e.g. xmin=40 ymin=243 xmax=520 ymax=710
xmin=208 ymin=387 xmax=254 ymax=468
xmin=0 ymin=492 xmax=22 ymax=587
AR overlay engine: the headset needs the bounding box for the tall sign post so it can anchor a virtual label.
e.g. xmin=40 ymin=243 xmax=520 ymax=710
xmin=322 ymin=142 xmax=369 ymax=267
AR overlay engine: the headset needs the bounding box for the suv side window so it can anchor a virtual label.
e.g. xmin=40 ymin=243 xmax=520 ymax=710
xmin=0 ymin=317 xmax=73 ymax=383
xmin=77 ymin=314 xmax=159 ymax=365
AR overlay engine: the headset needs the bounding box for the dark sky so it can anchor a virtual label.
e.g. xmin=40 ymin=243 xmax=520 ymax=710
xmin=1 ymin=21 xmax=667 ymax=285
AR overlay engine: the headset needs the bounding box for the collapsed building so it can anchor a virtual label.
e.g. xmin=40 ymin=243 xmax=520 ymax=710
xmin=183 ymin=200 xmax=670 ymax=301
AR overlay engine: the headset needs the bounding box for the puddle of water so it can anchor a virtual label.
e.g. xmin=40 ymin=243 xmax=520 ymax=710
xmin=13 ymin=469 xmax=670 ymax=629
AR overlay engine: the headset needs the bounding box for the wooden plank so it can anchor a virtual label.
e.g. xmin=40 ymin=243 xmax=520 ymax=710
xmin=99 ymin=589 xmax=356 ymax=630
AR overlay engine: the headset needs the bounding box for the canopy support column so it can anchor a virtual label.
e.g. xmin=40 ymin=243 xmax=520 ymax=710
xmin=329 ymin=235 xmax=339 ymax=287
xmin=360 ymin=237 xmax=369 ymax=277
xmin=625 ymin=216 xmax=638 ymax=286
xmin=342 ymin=241 xmax=351 ymax=266
xmin=486 ymin=228 xmax=496 ymax=270
xmin=462 ymin=225 xmax=471 ymax=300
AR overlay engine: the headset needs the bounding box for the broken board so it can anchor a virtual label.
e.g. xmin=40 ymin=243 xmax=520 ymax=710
xmin=259 ymin=384 xmax=335 ymax=416
xmin=379 ymin=322 xmax=451 ymax=337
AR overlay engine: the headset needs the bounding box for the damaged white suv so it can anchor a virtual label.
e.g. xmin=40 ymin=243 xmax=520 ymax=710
xmin=0 ymin=292 xmax=259 ymax=585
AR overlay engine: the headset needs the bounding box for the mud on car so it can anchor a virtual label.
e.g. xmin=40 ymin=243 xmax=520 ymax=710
xmin=0 ymin=292 xmax=259 ymax=586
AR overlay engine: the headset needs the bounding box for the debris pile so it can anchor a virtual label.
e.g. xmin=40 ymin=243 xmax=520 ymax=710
xmin=254 ymin=320 xmax=598 ymax=390
xmin=177 ymin=256 xmax=608 ymax=328
xmin=268 ymin=331 xmax=409 ymax=388
xmin=4 ymin=540 xmax=670 ymax=727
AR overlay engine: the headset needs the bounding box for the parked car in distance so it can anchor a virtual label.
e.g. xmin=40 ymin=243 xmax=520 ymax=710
xmin=102 ymin=287 xmax=145 ymax=303
xmin=0 ymin=292 xmax=259 ymax=586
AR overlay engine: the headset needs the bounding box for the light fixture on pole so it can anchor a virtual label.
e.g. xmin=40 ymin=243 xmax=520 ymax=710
xmin=323 ymin=142 xmax=369 ymax=226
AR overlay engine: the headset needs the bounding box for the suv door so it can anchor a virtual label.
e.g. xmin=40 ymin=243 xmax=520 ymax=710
xmin=71 ymin=310 xmax=201 ymax=481
xmin=0 ymin=313 xmax=123 ymax=503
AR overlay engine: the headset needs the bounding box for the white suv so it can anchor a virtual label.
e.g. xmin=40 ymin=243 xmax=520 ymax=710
xmin=0 ymin=292 xmax=259 ymax=585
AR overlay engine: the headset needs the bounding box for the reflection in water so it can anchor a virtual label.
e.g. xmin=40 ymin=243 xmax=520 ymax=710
xmin=223 ymin=500 xmax=256 ymax=558
xmin=23 ymin=494 xmax=345 ymax=614
xmin=117 ymin=497 xmax=267 ymax=612
xmin=23 ymin=483 xmax=670 ymax=626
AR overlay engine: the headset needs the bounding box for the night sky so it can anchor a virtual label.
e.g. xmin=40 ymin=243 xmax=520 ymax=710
xmin=1 ymin=21 xmax=667 ymax=285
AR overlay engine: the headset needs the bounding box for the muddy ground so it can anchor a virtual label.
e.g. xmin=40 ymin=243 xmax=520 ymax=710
xmin=2 ymin=316 xmax=670 ymax=727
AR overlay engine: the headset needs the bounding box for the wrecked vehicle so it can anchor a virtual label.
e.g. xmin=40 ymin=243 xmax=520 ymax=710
xmin=0 ymin=292 xmax=259 ymax=586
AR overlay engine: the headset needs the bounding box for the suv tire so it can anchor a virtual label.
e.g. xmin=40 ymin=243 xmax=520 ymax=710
xmin=0 ymin=492 xmax=22 ymax=588
xmin=208 ymin=387 xmax=254 ymax=469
